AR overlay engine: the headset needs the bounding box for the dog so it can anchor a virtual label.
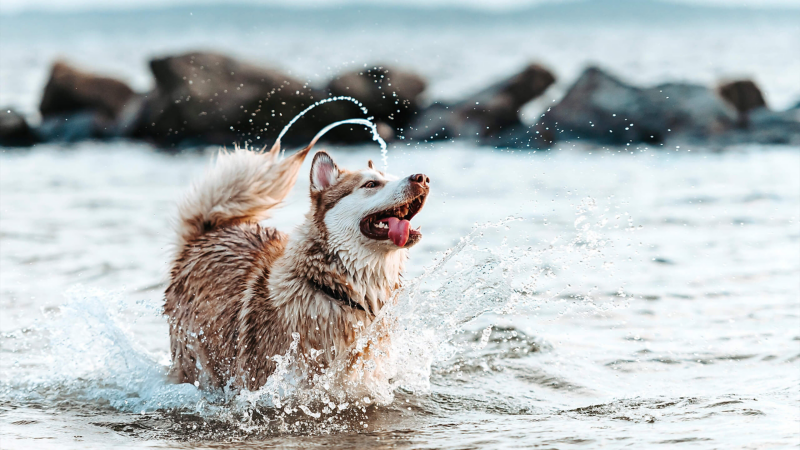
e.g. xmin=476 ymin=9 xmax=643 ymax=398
xmin=164 ymin=140 xmax=429 ymax=390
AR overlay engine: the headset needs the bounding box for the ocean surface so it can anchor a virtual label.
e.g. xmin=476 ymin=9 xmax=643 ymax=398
xmin=1 ymin=3 xmax=799 ymax=449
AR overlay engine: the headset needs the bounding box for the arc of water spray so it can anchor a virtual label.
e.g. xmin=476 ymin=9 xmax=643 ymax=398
xmin=272 ymin=96 xmax=388 ymax=170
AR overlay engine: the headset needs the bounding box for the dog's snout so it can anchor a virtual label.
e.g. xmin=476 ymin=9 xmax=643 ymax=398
xmin=409 ymin=173 xmax=430 ymax=185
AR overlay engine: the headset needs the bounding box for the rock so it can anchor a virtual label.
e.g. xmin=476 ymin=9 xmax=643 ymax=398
xmin=37 ymin=61 xmax=140 ymax=142
xmin=717 ymin=79 xmax=769 ymax=128
xmin=326 ymin=65 xmax=426 ymax=141
xmin=535 ymin=67 xmax=737 ymax=146
xmin=407 ymin=63 xmax=555 ymax=145
xmin=133 ymin=52 xmax=327 ymax=146
xmin=748 ymin=107 xmax=800 ymax=142
xmin=717 ymin=80 xmax=767 ymax=114
xmin=648 ymin=83 xmax=738 ymax=138
xmin=405 ymin=102 xmax=455 ymax=142
xmin=37 ymin=112 xmax=100 ymax=143
xmin=457 ymin=63 xmax=555 ymax=134
xmin=40 ymin=61 xmax=136 ymax=121
xmin=0 ymin=109 xmax=39 ymax=146
xmin=710 ymin=107 xmax=800 ymax=146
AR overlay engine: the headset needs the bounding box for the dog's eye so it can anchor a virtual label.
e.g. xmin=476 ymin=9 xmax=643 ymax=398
xmin=362 ymin=181 xmax=378 ymax=188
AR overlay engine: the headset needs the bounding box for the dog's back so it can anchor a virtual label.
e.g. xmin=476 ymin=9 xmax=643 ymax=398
xmin=165 ymin=223 xmax=286 ymax=387
xmin=165 ymin=142 xmax=310 ymax=388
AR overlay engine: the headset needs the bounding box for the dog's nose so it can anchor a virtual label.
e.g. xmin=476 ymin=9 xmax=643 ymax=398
xmin=409 ymin=173 xmax=430 ymax=185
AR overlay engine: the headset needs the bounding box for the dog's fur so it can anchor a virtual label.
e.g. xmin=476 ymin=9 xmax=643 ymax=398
xmin=165 ymin=141 xmax=428 ymax=390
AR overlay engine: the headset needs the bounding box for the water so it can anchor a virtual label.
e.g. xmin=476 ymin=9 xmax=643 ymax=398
xmin=309 ymin=117 xmax=388 ymax=169
xmin=1 ymin=3 xmax=800 ymax=449
xmin=276 ymin=95 xmax=388 ymax=167
xmin=1 ymin=142 xmax=798 ymax=448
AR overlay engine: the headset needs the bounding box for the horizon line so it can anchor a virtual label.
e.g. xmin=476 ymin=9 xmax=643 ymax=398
xmin=3 ymin=0 xmax=800 ymax=16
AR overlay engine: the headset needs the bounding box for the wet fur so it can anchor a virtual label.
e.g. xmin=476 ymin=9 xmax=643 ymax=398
xmin=165 ymin=142 xmax=426 ymax=390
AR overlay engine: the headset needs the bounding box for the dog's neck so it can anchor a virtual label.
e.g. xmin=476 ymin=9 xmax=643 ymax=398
xmin=269 ymin=217 xmax=407 ymax=317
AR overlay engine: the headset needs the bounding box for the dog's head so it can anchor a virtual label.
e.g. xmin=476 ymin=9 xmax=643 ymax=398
xmin=308 ymin=151 xmax=429 ymax=253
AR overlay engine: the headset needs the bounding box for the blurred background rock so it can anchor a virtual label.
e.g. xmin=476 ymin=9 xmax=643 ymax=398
xmin=1 ymin=0 xmax=798 ymax=149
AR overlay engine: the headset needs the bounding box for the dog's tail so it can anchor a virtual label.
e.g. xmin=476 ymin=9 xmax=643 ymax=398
xmin=175 ymin=140 xmax=313 ymax=249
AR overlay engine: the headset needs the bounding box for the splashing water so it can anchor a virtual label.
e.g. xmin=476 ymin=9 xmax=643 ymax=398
xmin=0 ymin=208 xmax=620 ymax=436
xmin=274 ymin=96 xmax=389 ymax=169
xmin=309 ymin=118 xmax=388 ymax=168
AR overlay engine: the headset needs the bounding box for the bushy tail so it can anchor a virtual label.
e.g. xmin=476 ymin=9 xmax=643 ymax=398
xmin=175 ymin=140 xmax=313 ymax=248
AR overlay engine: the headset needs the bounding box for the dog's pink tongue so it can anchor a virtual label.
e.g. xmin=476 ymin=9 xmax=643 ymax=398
xmin=384 ymin=217 xmax=410 ymax=247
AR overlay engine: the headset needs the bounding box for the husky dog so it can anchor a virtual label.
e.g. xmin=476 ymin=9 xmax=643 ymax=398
xmin=165 ymin=141 xmax=429 ymax=390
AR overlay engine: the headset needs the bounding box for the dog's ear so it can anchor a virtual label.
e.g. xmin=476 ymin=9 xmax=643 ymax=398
xmin=310 ymin=151 xmax=339 ymax=191
xmin=368 ymin=160 xmax=374 ymax=169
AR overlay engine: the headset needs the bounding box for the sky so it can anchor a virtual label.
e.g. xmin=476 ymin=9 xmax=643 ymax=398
xmin=1 ymin=0 xmax=799 ymax=14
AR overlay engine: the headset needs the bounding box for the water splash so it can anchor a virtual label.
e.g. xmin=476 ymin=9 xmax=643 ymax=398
xmin=0 ymin=208 xmax=621 ymax=435
xmin=309 ymin=118 xmax=388 ymax=169
xmin=0 ymin=287 xmax=208 ymax=414
xmin=274 ymin=96 xmax=388 ymax=170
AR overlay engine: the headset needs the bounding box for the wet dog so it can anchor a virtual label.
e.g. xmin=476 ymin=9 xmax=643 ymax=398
xmin=164 ymin=141 xmax=428 ymax=390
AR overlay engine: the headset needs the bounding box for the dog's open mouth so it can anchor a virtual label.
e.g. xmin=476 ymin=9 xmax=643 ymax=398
xmin=360 ymin=193 xmax=426 ymax=247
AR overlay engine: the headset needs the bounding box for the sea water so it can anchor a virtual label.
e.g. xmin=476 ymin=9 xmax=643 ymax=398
xmin=1 ymin=4 xmax=800 ymax=449
xmin=1 ymin=142 xmax=798 ymax=448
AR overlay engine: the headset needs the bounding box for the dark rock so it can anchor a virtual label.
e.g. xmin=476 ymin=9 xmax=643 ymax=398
xmin=717 ymin=80 xmax=767 ymax=114
xmin=457 ymin=63 xmax=555 ymax=134
xmin=535 ymin=67 xmax=737 ymax=147
xmin=0 ymin=109 xmax=39 ymax=147
xmin=36 ymin=100 xmax=147 ymax=142
xmin=326 ymin=65 xmax=426 ymax=141
xmin=648 ymin=83 xmax=738 ymax=138
xmin=717 ymin=79 xmax=769 ymax=128
xmin=747 ymin=108 xmax=800 ymax=143
xmin=709 ymin=108 xmax=800 ymax=146
xmin=133 ymin=52 xmax=330 ymax=146
xmin=405 ymin=102 xmax=455 ymax=142
xmin=40 ymin=61 xmax=136 ymax=121
xmin=407 ymin=63 xmax=555 ymax=145
xmin=37 ymin=112 xmax=100 ymax=143
xmin=36 ymin=61 xmax=140 ymax=142
xmin=479 ymin=123 xmax=542 ymax=149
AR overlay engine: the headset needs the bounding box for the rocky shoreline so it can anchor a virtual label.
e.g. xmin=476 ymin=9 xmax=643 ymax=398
xmin=2 ymin=52 xmax=798 ymax=149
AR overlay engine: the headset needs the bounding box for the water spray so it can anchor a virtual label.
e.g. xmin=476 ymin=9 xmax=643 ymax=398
xmin=273 ymin=96 xmax=388 ymax=170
